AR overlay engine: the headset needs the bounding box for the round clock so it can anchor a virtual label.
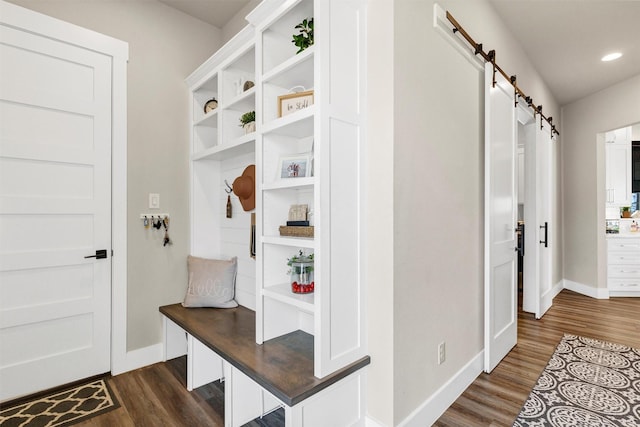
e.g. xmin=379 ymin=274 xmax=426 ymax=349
xmin=204 ymin=98 xmax=218 ymax=114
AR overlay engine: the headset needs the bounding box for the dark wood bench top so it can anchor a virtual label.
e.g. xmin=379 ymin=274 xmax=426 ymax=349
xmin=159 ymin=304 xmax=370 ymax=406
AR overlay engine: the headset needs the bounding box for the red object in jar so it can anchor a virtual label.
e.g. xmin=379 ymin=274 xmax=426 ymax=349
xmin=292 ymin=281 xmax=314 ymax=294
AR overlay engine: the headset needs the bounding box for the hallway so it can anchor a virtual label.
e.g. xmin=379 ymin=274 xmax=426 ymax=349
xmin=435 ymin=290 xmax=640 ymax=426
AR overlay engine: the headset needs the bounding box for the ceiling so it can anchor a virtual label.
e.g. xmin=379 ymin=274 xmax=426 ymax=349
xmin=157 ymin=0 xmax=251 ymax=29
xmin=159 ymin=1 xmax=640 ymax=107
xmin=488 ymin=0 xmax=640 ymax=106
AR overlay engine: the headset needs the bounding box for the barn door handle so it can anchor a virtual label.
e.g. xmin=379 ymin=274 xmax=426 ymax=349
xmin=85 ymin=249 xmax=107 ymax=259
xmin=539 ymin=222 xmax=548 ymax=248
xmin=514 ymin=223 xmax=525 ymax=257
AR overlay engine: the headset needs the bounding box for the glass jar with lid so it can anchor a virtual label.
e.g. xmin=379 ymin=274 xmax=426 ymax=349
xmin=289 ymin=254 xmax=314 ymax=294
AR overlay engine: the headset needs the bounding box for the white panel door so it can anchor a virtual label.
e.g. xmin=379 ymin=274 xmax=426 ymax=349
xmin=535 ymin=117 xmax=553 ymax=318
xmin=484 ymin=63 xmax=518 ymax=373
xmin=0 ymin=23 xmax=112 ymax=401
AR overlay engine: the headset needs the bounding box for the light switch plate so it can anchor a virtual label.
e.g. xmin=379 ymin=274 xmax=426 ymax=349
xmin=149 ymin=193 xmax=160 ymax=209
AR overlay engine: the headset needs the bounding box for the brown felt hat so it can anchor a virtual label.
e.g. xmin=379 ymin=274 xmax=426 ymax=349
xmin=233 ymin=164 xmax=255 ymax=211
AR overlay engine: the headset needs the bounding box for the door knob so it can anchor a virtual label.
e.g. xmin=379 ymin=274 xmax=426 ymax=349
xmin=85 ymin=249 xmax=107 ymax=259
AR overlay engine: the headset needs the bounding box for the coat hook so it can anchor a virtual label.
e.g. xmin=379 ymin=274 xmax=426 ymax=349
xmin=224 ymin=180 xmax=233 ymax=194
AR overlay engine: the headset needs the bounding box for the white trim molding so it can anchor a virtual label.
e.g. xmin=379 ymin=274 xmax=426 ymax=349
xmin=0 ymin=0 xmax=131 ymax=381
xmin=110 ymin=37 xmax=129 ymax=377
xmin=112 ymin=344 xmax=164 ymax=376
xmin=563 ymin=279 xmax=609 ymax=299
xmin=539 ymin=280 xmax=564 ymax=316
xmin=398 ymin=351 xmax=484 ymax=427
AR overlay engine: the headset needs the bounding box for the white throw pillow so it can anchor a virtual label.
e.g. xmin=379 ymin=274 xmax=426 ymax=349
xmin=182 ymin=256 xmax=238 ymax=308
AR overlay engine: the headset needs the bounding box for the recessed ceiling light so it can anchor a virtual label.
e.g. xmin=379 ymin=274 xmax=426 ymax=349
xmin=602 ymin=52 xmax=622 ymax=62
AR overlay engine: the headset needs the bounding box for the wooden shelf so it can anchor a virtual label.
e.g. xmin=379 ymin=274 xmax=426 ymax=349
xmin=262 ymin=235 xmax=315 ymax=249
xmin=262 ymin=107 xmax=314 ymax=137
xmin=194 ymin=109 xmax=218 ymax=127
xmin=192 ymin=133 xmax=255 ymax=161
xmin=262 ymin=47 xmax=314 ymax=89
xmin=263 ymin=283 xmax=314 ymax=313
xmin=223 ymin=86 xmax=256 ymax=111
xmin=262 ymin=177 xmax=314 ymax=191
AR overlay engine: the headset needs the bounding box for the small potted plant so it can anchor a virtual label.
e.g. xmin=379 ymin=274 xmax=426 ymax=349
xmin=239 ymin=110 xmax=255 ymax=134
xmin=621 ymin=206 xmax=631 ymax=218
xmin=292 ymin=17 xmax=314 ymax=54
xmin=287 ymin=250 xmax=314 ymax=294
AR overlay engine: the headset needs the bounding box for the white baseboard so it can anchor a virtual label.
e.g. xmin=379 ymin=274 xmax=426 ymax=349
xmin=563 ymin=279 xmax=609 ymax=299
xmin=551 ymin=280 xmax=563 ymax=299
xmin=111 ymin=343 xmax=163 ymax=376
xmin=539 ymin=280 xmax=564 ymax=315
xmin=397 ymin=351 xmax=483 ymax=427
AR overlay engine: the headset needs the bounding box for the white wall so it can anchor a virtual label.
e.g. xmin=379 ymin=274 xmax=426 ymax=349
xmin=366 ymin=1 xmax=561 ymax=424
xmin=7 ymin=0 xmax=223 ymax=351
xmin=561 ymin=74 xmax=640 ymax=291
xmin=366 ymin=0 xmax=395 ymax=425
xmin=222 ymin=0 xmax=261 ymax=43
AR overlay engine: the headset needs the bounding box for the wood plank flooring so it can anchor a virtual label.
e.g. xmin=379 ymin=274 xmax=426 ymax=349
xmin=77 ymin=356 xmax=225 ymax=426
xmin=434 ymin=289 xmax=640 ymax=426
xmin=71 ymin=289 xmax=639 ymax=426
xmin=76 ymin=355 xmax=283 ymax=427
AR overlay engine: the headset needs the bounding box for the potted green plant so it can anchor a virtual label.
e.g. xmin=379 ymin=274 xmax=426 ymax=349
xmin=292 ymin=18 xmax=314 ymax=54
xmin=239 ymin=110 xmax=255 ymax=134
xmin=621 ymin=206 xmax=631 ymax=218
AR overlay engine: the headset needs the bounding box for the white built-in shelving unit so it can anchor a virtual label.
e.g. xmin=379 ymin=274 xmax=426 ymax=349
xmin=251 ymin=0 xmax=367 ymax=379
xmin=187 ymin=27 xmax=257 ymax=308
xmin=187 ymin=0 xmax=366 ymax=381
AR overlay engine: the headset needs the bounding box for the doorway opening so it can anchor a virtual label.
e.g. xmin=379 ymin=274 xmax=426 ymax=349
xmin=517 ymin=118 xmax=534 ymax=313
xmin=517 ymin=110 xmax=554 ymax=319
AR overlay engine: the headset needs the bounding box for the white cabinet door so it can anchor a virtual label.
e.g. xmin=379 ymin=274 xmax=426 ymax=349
xmin=605 ymin=128 xmax=632 ymax=207
xmin=0 ymin=18 xmax=112 ymax=400
xmin=607 ymin=237 xmax=640 ymax=296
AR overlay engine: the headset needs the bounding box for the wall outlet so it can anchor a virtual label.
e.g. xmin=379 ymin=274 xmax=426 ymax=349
xmin=438 ymin=341 xmax=446 ymax=365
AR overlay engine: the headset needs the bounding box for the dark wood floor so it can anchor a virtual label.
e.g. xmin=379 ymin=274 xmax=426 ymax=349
xmin=75 ymin=357 xmax=224 ymax=426
xmin=73 ymin=289 xmax=639 ymax=427
xmin=434 ymin=289 xmax=640 ymax=426
xmin=76 ymin=356 xmax=282 ymax=427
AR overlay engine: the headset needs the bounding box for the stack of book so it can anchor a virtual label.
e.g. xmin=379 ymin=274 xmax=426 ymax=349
xmin=279 ymin=205 xmax=314 ymax=237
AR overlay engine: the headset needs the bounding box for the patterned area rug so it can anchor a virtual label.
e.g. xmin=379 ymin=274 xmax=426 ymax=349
xmin=0 ymin=378 xmax=119 ymax=427
xmin=514 ymin=334 xmax=640 ymax=427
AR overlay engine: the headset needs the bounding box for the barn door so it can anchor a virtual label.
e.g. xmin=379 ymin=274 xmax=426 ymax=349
xmin=0 ymin=19 xmax=112 ymax=400
xmin=484 ymin=62 xmax=518 ymax=373
xmin=535 ymin=116 xmax=553 ymax=318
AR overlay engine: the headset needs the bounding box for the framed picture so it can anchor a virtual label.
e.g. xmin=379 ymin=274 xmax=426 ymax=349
xmin=278 ymin=154 xmax=311 ymax=179
xmin=278 ymin=90 xmax=314 ymax=117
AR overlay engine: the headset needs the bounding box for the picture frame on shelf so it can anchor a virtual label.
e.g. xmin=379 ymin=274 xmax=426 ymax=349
xmin=278 ymin=153 xmax=311 ymax=179
xmin=278 ymin=90 xmax=314 ymax=117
